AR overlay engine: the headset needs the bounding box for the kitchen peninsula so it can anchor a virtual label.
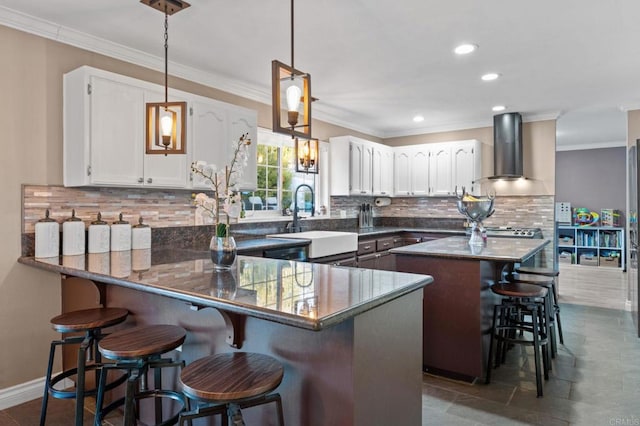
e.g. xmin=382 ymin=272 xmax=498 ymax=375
xmin=391 ymin=236 xmax=550 ymax=381
xmin=20 ymin=252 xmax=432 ymax=426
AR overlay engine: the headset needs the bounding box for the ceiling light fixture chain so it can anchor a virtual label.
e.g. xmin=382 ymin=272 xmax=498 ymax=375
xmin=290 ymin=0 xmax=294 ymax=71
xmin=164 ymin=7 xmax=169 ymax=105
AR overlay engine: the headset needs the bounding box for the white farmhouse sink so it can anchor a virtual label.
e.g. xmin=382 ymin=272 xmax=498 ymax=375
xmin=267 ymin=231 xmax=358 ymax=259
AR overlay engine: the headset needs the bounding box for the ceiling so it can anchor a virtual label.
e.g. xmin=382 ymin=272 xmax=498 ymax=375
xmin=1 ymin=0 xmax=638 ymax=148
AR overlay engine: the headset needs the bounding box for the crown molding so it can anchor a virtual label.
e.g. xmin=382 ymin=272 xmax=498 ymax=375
xmin=556 ymin=140 xmax=627 ymax=152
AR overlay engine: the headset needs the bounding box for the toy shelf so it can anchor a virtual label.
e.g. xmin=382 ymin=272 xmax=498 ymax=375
xmin=557 ymin=225 xmax=625 ymax=269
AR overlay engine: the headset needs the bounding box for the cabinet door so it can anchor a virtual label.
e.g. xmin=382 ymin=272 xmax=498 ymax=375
xmin=142 ymin=89 xmax=188 ymax=188
xmin=228 ymin=108 xmax=258 ymax=190
xmin=428 ymin=144 xmax=453 ymax=196
xmin=89 ymin=76 xmax=144 ymax=186
xmin=376 ymin=252 xmax=396 ymax=271
xmin=357 ymin=253 xmax=378 ymax=269
xmin=410 ymin=148 xmax=430 ymax=196
xmin=349 ymin=142 xmax=372 ymax=195
xmin=453 ymin=141 xmax=479 ymax=195
xmin=373 ymin=145 xmax=393 ymax=196
xmin=190 ymin=99 xmax=228 ymax=189
xmin=394 ymin=148 xmax=412 ymax=196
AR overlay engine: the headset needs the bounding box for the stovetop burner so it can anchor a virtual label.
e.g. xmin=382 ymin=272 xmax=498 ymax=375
xmin=467 ymin=226 xmax=543 ymax=239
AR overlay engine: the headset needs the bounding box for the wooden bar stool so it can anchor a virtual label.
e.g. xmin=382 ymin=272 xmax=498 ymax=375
xmin=178 ymin=352 xmax=285 ymax=426
xmin=40 ymin=307 xmax=129 ymax=426
xmin=94 ymin=324 xmax=188 ymax=426
xmin=486 ymin=282 xmax=550 ymax=397
xmin=510 ymin=271 xmax=563 ymax=357
xmin=515 ymin=266 xmax=564 ymax=345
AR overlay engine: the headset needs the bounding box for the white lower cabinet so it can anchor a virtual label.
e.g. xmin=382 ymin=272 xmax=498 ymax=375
xmin=63 ymin=66 xmax=257 ymax=190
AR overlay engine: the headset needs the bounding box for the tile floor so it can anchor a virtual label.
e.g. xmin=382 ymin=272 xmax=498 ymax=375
xmin=4 ymin=268 xmax=639 ymax=425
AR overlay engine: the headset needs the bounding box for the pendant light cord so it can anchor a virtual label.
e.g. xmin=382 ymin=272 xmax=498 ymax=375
xmin=164 ymin=8 xmax=169 ymax=105
xmin=290 ymin=0 xmax=294 ymax=70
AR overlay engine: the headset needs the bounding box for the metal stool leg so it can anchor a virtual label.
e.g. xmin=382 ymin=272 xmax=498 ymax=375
xmin=40 ymin=340 xmax=59 ymax=426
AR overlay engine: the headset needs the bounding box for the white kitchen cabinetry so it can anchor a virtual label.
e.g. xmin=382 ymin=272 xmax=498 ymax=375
xmin=228 ymin=106 xmax=258 ymax=190
xmin=428 ymin=143 xmax=452 ymax=196
xmin=452 ymin=140 xmax=481 ymax=196
xmin=394 ymin=145 xmax=430 ymax=196
xmin=372 ymin=144 xmax=394 ymax=196
xmin=63 ymin=66 xmax=257 ymax=190
xmin=330 ymin=136 xmax=380 ymax=196
xmin=190 ymin=99 xmax=258 ymax=191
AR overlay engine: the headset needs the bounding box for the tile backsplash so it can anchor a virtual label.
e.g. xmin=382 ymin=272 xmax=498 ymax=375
xmin=22 ymin=185 xmax=555 ymax=262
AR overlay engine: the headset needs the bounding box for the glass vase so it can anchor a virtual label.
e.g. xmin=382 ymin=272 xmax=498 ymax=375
xmin=210 ymin=235 xmax=237 ymax=271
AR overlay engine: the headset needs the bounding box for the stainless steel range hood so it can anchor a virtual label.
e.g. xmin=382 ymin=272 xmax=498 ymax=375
xmin=489 ymin=112 xmax=525 ymax=180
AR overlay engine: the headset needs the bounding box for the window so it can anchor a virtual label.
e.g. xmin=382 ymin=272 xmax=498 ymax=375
xmin=242 ymin=129 xmax=325 ymax=218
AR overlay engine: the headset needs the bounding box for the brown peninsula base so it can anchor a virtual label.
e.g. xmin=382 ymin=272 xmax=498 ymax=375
xmin=62 ymin=277 xmax=424 ymax=426
xmin=395 ymin=256 xmax=500 ymax=381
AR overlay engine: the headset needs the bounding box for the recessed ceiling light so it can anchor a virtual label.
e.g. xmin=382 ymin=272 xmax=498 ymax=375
xmin=492 ymin=105 xmax=506 ymax=112
xmin=481 ymin=73 xmax=500 ymax=81
xmin=413 ymin=115 xmax=425 ymax=123
xmin=454 ymin=44 xmax=478 ymax=55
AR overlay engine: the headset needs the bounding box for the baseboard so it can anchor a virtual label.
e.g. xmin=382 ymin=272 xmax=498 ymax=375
xmin=0 ymin=374 xmax=72 ymax=410
xmin=626 ymin=300 xmax=632 ymax=312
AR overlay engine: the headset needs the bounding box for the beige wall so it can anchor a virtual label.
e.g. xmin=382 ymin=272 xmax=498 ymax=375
xmin=0 ymin=23 xmax=384 ymax=389
xmin=628 ymin=110 xmax=640 ymax=147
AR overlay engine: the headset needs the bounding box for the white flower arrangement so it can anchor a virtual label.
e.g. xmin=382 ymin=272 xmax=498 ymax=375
xmin=191 ymin=133 xmax=251 ymax=237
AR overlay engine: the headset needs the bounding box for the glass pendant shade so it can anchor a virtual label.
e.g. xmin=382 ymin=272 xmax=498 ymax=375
xmin=272 ymin=60 xmax=311 ymax=139
xmin=295 ymin=138 xmax=319 ymax=174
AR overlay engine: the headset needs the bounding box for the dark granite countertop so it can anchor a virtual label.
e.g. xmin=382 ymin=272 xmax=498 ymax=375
xmin=355 ymin=227 xmax=465 ymax=237
xmin=18 ymin=252 xmax=432 ymax=331
xmin=390 ymin=236 xmax=550 ymax=262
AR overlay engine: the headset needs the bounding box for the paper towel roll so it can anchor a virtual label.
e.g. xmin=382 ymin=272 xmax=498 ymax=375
xmin=374 ymin=197 xmax=391 ymax=207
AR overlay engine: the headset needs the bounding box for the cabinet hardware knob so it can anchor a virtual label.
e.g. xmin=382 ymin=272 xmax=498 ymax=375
xmin=137 ymin=177 xmax=144 ymax=183
xmin=147 ymin=178 xmax=153 ymax=183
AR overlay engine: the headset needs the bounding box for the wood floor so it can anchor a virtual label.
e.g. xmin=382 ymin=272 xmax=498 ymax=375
xmin=557 ymin=263 xmax=628 ymax=310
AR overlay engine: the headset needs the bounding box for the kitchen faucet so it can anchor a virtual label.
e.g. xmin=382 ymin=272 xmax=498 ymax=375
xmin=290 ymin=184 xmax=315 ymax=232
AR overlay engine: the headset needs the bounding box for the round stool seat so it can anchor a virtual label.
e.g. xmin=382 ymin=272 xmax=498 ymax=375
xmin=511 ymin=273 xmax=554 ymax=287
xmin=492 ymin=282 xmax=548 ymax=299
xmin=515 ymin=266 xmax=559 ymax=277
xmin=50 ymin=307 xmax=129 ymax=333
xmin=99 ymin=324 xmax=186 ymax=360
xmin=181 ymin=352 xmax=284 ymax=401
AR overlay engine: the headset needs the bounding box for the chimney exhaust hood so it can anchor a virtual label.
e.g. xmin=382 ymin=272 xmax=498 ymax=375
xmin=489 ymin=112 xmax=525 ymax=180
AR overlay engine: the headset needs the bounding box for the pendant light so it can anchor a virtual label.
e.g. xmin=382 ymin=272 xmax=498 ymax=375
xmin=142 ymin=0 xmax=189 ymax=156
xmin=295 ymin=137 xmax=319 ymax=174
xmin=272 ymin=0 xmax=312 ymax=140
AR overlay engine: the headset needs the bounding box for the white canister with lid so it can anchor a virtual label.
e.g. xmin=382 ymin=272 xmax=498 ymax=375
xmin=35 ymin=209 xmax=59 ymax=258
xmin=131 ymin=217 xmax=151 ymax=250
xmin=88 ymin=213 xmax=110 ymax=254
xmin=62 ymin=209 xmax=86 ymax=256
xmin=110 ymin=213 xmax=132 ymax=252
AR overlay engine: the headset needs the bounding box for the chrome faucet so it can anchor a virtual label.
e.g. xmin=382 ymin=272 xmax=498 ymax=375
xmin=291 ymin=184 xmax=315 ymax=232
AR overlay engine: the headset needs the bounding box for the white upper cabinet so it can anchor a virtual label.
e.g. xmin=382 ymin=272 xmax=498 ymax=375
xmin=452 ymin=140 xmax=481 ymax=196
xmin=227 ymin=106 xmax=258 ymax=191
xmin=329 ymin=136 xmax=373 ymax=196
xmin=86 ymin=75 xmax=145 ymax=186
xmin=190 ymin=99 xmax=228 ymax=189
xmin=372 ymin=144 xmax=393 ymax=196
xmin=63 ymin=66 xmax=257 ymax=190
xmin=428 ymin=143 xmax=453 ymax=196
xmin=393 ymin=140 xmax=482 ymax=197
xmin=393 ymin=145 xmax=429 ymax=196
xmin=350 ymin=141 xmax=374 ymax=195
